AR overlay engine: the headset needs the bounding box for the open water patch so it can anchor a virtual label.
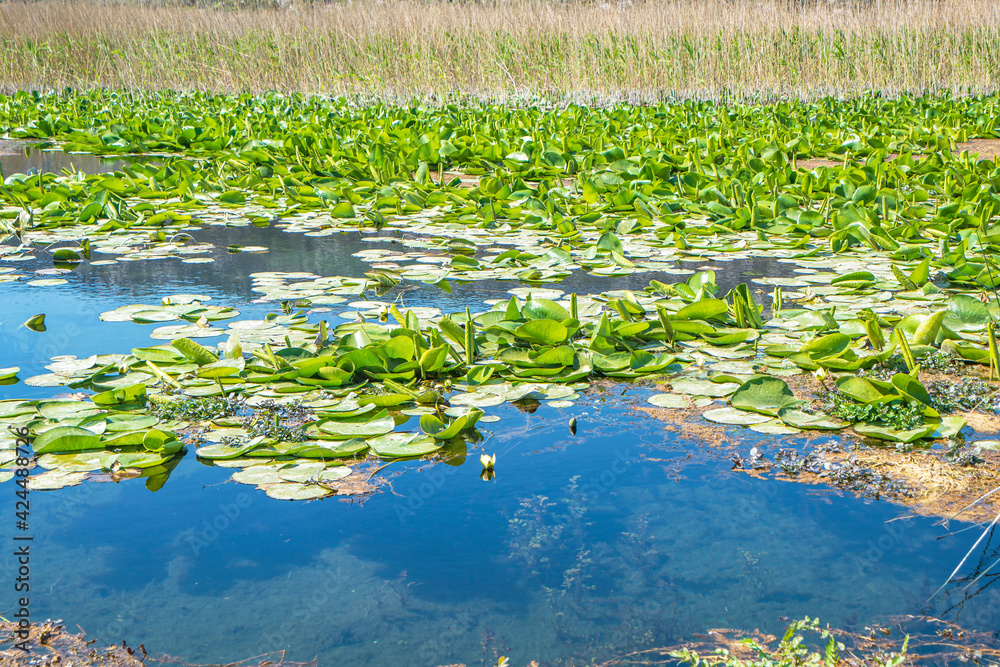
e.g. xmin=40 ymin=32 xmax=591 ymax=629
xmin=22 ymin=398 xmax=1000 ymax=665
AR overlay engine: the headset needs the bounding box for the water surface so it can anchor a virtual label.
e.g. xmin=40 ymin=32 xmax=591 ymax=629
xmin=1 ymin=219 xmax=997 ymax=666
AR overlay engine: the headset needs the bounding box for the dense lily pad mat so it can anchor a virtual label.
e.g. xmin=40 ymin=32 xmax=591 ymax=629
xmin=4 ymin=92 xmax=1000 ymax=500
xmin=2 ymin=263 xmax=997 ymax=500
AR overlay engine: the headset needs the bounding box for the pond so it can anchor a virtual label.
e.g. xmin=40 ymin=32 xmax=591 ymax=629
xmin=3 ymin=219 xmax=998 ymax=666
xmin=4 ymin=93 xmax=1000 ymax=667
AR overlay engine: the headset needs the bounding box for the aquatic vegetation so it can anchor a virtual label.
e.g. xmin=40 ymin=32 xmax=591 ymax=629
xmin=772 ymin=445 xmax=917 ymax=500
xmin=146 ymin=393 xmax=243 ymax=423
xmin=2 ymin=259 xmax=991 ymax=499
xmin=668 ymin=617 xmax=908 ymax=667
xmin=927 ymin=377 xmax=1000 ymax=414
xmin=0 ymin=617 xmax=318 ymax=667
xmin=820 ymin=390 xmax=925 ymax=432
xmin=5 ymin=91 xmax=1000 ymax=507
xmin=9 ymin=52 xmax=1000 ymax=667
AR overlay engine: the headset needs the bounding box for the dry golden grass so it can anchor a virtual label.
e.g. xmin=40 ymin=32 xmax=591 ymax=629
xmin=1 ymin=0 xmax=1000 ymax=99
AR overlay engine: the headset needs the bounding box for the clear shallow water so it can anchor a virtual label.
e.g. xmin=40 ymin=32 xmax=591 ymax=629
xmin=2 ymin=221 xmax=998 ymax=665
xmin=14 ymin=403 xmax=1000 ymax=665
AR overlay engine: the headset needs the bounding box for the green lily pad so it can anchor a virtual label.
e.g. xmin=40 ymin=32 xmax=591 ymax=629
xmin=730 ymin=377 xmax=802 ymax=416
xmin=671 ymin=379 xmax=740 ymax=397
xmin=27 ymin=470 xmax=89 ymax=490
xmin=515 ymin=319 xmax=569 ymax=345
xmin=263 ymin=482 xmax=333 ymax=501
xmin=749 ymin=421 xmax=801 ymax=435
xmin=778 ymin=408 xmax=849 ymax=430
xmin=646 ymin=393 xmax=691 ymax=409
xmin=703 ymin=407 xmax=772 ymax=425
xmin=853 ymin=422 xmax=936 ymax=443
xmin=23 ymin=314 xmax=46 ymax=332
xmin=34 ymin=426 xmax=102 ymax=454
xmin=419 ymin=408 xmax=484 ymax=440
xmin=368 ymin=433 xmax=442 ymax=458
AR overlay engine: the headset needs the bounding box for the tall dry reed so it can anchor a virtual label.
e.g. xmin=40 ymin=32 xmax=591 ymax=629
xmin=1 ymin=0 xmax=999 ymax=100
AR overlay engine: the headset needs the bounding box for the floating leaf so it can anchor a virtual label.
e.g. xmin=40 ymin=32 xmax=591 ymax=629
xmin=647 ymin=393 xmax=690 ymax=408
xmin=28 ymin=470 xmax=89 ymax=490
xmin=703 ymin=407 xmax=773 ymax=425
xmin=368 ymin=433 xmax=442 ymax=458
xmin=34 ymin=426 xmax=102 ymax=454
xmin=23 ymin=314 xmax=46 ymax=332
xmin=264 ymin=482 xmax=332 ymax=501
xmin=171 ymin=337 xmax=219 ymax=365
xmin=778 ymin=408 xmax=849 ymax=430
xmin=670 ymin=379 xmax=739 ymax=397
xmin=730 ymin=377 xmax=802 ymax=416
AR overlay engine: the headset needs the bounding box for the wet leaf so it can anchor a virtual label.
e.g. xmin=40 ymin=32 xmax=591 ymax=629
xmin=23 ymin=314 xmax=46 ymax=332
xmin=730 ymin=377 xmax=802 ymax=416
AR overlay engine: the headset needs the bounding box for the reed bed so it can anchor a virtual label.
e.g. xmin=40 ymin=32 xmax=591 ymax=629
xmin=1 ymin=0 xmax=999 ymax=101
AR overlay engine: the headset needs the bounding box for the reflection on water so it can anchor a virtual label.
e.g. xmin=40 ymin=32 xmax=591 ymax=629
xmin=0 ymin=222 xmax=797 ymax=402
xmin=22 ymin=403 xmax=1000 ymax=665
xmin=3 ymin=213 xmax=998 ymax=665
xmin=0 ymin=143 xmax=144 ymax=175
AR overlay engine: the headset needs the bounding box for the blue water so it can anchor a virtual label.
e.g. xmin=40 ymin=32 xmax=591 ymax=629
xmin=2 ymin=219 xmax=999 ymax=665
xmin=15 ymin=402 xmax=1000 ymax=665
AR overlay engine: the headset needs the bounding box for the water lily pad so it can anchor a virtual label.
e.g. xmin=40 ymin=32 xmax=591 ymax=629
xmin=647 ymin=393 xmax=691 ymax=409
xmin=671 ymin=379 xmax=739 ymax=397
xmin=703 ymin=408 xmax=772 ymax=425
xmin=778 ymin=408 xmax=849 ymax=430
xmin=730 ymin=377 xmax=802 ymax=416
xmin=232 ymin=465 xmax=285 ymax=485
xmin=368 ymin=433 xmax=442 ymax=458
xmin=853 ymin=422 xmax=935 ymax=443
xmin=28 ymin=470 xmax=89 ymax=490
xmin=278 ymin=463 xmax=351 ymax=483
xmin=23 ymin=314 xmax=46 ymax=332
xmin=749 ymin=421 xmax=801 ymax=435
xmin=34 ymin=426 xmax=102 ymax=454
xmin=27 ymin=278 xmax=68 ymax=287
xmin=263 ymin=482 xmax=332 ymax=501
xmin=449 ymin=392 xmax=506 ymax=408
xmin=318 ymin=410 xmax=395 ymax=439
